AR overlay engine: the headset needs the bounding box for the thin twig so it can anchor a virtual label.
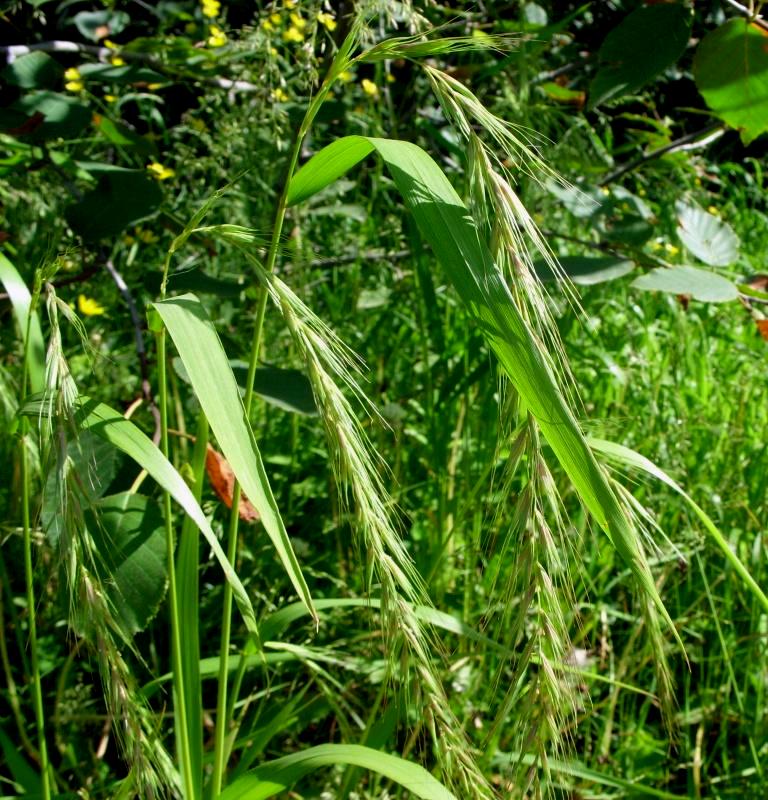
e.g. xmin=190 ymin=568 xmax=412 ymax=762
xmin=722 ymin=0 xmax=768 ymax=32
xmin=599 ymin=122 xmax=725 ymax=186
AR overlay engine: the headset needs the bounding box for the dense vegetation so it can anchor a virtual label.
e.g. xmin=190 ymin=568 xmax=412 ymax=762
xmin=1 ymin=1 xmax=767 ymax=798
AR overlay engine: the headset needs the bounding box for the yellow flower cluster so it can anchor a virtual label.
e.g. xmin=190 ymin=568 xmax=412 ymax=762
xmin=207 ymin=24 xmax=227 ymax=47
xmin=64 ymin=66 xmax=83 ymax=92
xmin=147 ymin=161 xmax=175 ymax=181
xmin=282 ymin=11 xmax=306 ymax=42
xmin=317 ymin=11 xmax=336 ymax=31
xmin=201 ymin=0 xmax=221 ymax=18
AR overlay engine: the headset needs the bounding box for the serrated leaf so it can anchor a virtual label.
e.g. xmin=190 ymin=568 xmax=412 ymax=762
xmin=589 ymin=3 xmax=691 ymax=108
xmin=20 ymin=395 xmax=261 ymax=639
xmin=632 ymin=265 xmax=738 ymax=303
xmin=14 ymin=90 xmax=91 ymax=140
xmin=85 ymin=492 xmax=167 ymax=634
xmin=694 ymin=19 xmax=768 ymax=145
xmin=676 ymin=202 xmax=740 ymax=266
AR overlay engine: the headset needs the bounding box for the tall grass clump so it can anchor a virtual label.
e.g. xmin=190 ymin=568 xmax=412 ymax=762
xmin=7 ymin=5 xmax=752 ymax=800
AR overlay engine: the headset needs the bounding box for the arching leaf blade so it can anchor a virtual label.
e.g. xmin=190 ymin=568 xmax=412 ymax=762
xmin=19 ymin=395 xmax=260 ymax=638
xmin=0 ymin=252 xmax=45 ymax=393
xmin=218 ymin=744 xmax=457 ymax=800
xmin=153 ymin=294 xmax=316 ymax=623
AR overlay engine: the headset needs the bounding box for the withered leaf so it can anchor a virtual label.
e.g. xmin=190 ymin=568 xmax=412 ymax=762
xmin=205 ymin=445 xmax=260 ymax=523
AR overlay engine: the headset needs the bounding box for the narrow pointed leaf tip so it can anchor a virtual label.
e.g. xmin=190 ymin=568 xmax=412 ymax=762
xmin=153 ymin=293 xmax=316 ymax=624
xmin=288 ymin=135 xmax=677 ymax=640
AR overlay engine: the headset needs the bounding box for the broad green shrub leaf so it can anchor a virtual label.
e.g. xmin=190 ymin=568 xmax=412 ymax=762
xmin=85 ymin=492 xmax=166 ymax=634
xmin=66 ymin=165 xmax=162 ymax=241
xmin=289 ymin=136 xmax=681 ymax=647
xmin=0 ymin=252 xmax=45 ymax=393
xmin=20 ymin=395 xmax=261 ymax=638
xmin=2 ymin=51 xmax=61 ymax=89
xmin=153 ymin=294 xmax=316 ymax=623
xmin=219 ymin=744 xmax=457 ymax=800
xmin=694 ymin=19 xmax=768 ymax=145
xmin=632 ymin=265 xmax=738 ymax=303
xmin=73 ymin=9 xmax=130 ymax=42
xmin=675 ymin=202 xmax=740 ymax=266
xmin=13 ymin=90 xmax=90 ymax=139
xmin=589 ymin=3 xmax=691 ymax=108
xmin=535 ymin=255 xmax=634 ymax=285
xmin=172 ymin=358 xmax=317 ymax=416
xmin=251 ymin=365 xmax=317 ymax=415
xmin=42 ymin=429 xmax=120 ymax=545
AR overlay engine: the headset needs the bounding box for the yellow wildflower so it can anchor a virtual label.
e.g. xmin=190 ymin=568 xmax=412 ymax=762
xmin=284 ymin=0 xmax=296 ymax=8
xmin=386 ymin=72 xmax=395 ymax=83
xmin=207 ymin=25 xmax=228 ymax=47
xmin=147 ymin=82 xmax=163 ymax=91
xmin=272 ymin=87 xmax=289 ymax=102
xmin=289 ymin=11 xmax=306 ymax=28
xmin=707 ymin=205 xmax=719 ymax=216
xmin=104 ymin=94 xmax=117 ymax=103
xmin=664 ymin=243 xmax=680 ymax=256
xmin=262 ymin=18 xmax=275 ymax=32
xmin=283 ymin=25 xmax=304 ymax=43
xmin=110 ymin=55 xmax=125 ymax=66
xmin=339 ymin=70 xmax=354 ymax=83
xmin=270 ymin=12 xmax=281 ymax=24
xmin=147 ymin=161 xmax=175 ymax=180
xmin=78 ymin=294 xmax=106 ymax=316
xmin=202 ymin=0 xmax=221 ymax=18
xmin=64 ymin=66 xmax=83 ymax=92
xmin=361 ymin=78 xmax=379 ymax=98
xmin=318 ymin=11 xmax=336 ymax=30
xmin=103 ymin=39 xmax=118 ymax=49
xmin=269 ymin=46 xmax=278 ymax=57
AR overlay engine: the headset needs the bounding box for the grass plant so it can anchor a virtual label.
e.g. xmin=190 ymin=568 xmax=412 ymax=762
xmin=1 ymin=3 xmax=767 ymax=799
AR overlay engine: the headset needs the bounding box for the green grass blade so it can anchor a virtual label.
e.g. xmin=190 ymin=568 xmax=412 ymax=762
xmin=20 ymin=395 xmax=260 ymax=638
xmin=175 ymin=413 xmax=208 ymax=798
xmin=287 ymin=135 xmax=679 ymax=645
xmin=153 ymin=293 xmax=315 ymax=623
xmin=0 ymin=252 xmax=45 ymax=393
xmin=590 ymin=437 xmax=768 ymax=614
xmin=286 ymin=136 xmax=374 ymax=207
xmin=218 ymin=744 xmax=457 ymax=800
